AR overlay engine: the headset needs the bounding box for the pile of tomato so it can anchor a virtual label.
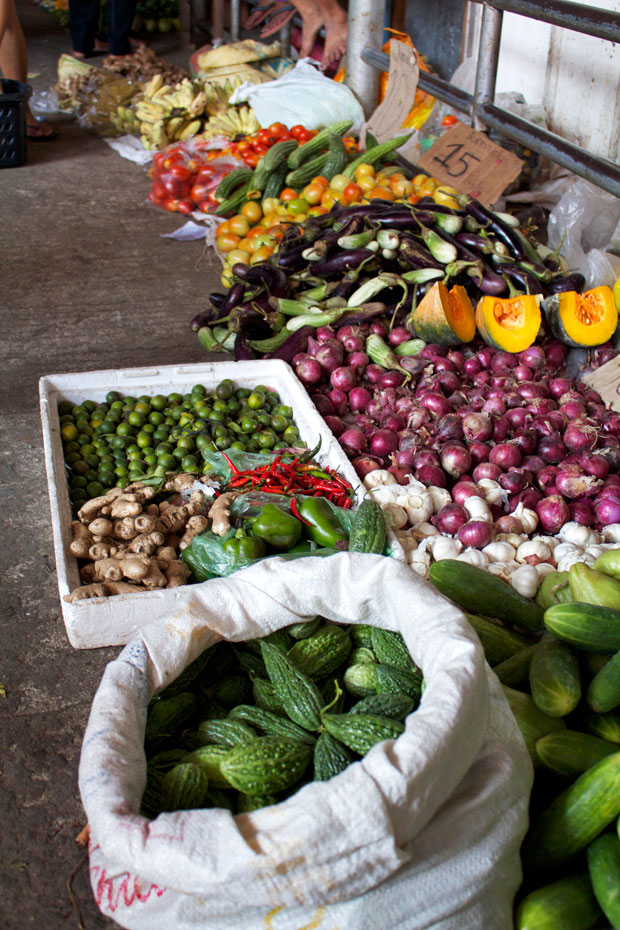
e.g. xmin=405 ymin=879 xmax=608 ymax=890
xmin=225 ymin=121 xmax=357 ymax=168
xmin=147 ymin=140 xmax=241 ymax=214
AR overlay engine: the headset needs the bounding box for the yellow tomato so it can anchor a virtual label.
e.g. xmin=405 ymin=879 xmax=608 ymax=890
xmin=250 ymin=245 xmax=274 ymax=264
xmin=228 ymin=214 xmax=251 ymax=237
xmin=226 ymin=248 xmax=251 ymax=265
xmin=343 ymin=182 xmax=363 ymax=204
xmin=357 ymin=174 xmax=377 ymax=193
xmin=216 ymin=232 xmax=241 ymax=252
xmin=367 ymin=187 xmax=396 ymax=202
xmin=237 ymin=237 xmax=252 ymax=252
xmin=390 ymin=177 xmax=414 ymax=197
xmin=329 ymin=174 xmax=351 ymax=193
xmin=307 ymin=205 xmax=328 ymax=216
xmin=246 ymin=225 xmax=267 ymax=239
xmin=249 ymin=233 xmax=275 ymax=251
xmin=241 ymin=200 xmax=263 ymax=223
xmin=354 ymin=163 xmax=375 ymax=180
xmin=302 ymin=182 xmax=324 ymax=205
xmin=279 ymin=187 xmax=300 ymax=202
xmin=433 ymin=185 xmax=460 ymax=208
xmin=418 ymin=178 xmax=438 ymax=197
xmin=320 ymin=189 xmax=344 ymax=209
xmin=312 ymin=175 xmax=330 ymax=188
xmin=261 ymin=197 xmax=280 ymax=215
xmin=217 ymin=219 xmax=231 ymax=236
xmin=412 ymin=173 xmax=430 ymax=189
xmin=220 ymin=268 xmax=234 ymax=288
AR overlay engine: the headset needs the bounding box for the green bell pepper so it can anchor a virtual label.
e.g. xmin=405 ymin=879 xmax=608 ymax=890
xmin=222 ymin=529 xmax=266 ymax=565
xmin=251 ymin=503 xmax=302 ymax=551
xmin=297 ymin=497 xmax=348 ymax=548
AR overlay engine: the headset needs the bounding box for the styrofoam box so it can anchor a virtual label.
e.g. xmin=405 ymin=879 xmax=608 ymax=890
xmin=40 ymin=359 xmax=400 ymax=650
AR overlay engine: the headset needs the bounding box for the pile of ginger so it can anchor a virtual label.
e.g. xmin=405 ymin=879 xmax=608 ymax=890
xmin=65 ymin=474 xmax=237 ymax=602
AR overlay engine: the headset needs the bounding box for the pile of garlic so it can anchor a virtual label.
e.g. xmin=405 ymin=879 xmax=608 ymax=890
xmin=367 ymin=469 xmax=620 ymax=599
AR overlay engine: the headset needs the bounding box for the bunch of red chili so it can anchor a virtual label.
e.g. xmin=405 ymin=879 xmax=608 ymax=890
xmin=220 ymin=451 xmax=354 ymax=509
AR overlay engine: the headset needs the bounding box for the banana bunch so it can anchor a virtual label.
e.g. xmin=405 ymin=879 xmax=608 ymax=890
xmin=136 ymin=73 xmax=209 ymax=149
xmin=199 ymin=105 xmax=260 ymax=141
xmin=109 ymin=104 xmax=141 ymax=134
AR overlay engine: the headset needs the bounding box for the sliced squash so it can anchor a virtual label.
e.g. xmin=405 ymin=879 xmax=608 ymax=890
xmin=542 ymin=286 xmax=618 ymax=347
xmin=475 ymin=293 xmax=542 ymax=353
xmin=411 ymin=281 xmax=475 ymax=346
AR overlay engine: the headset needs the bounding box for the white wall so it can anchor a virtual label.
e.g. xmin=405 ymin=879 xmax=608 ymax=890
xmin=464 ymin=0 xmax=620 ymax=163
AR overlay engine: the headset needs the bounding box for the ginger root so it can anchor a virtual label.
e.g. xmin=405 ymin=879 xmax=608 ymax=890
xmin=69 ymin=521 xmax=94 ymax=559
xmin=64 ymin=581 xmax=142 ymax=602
xmin=179 ymin=514 xmax=209 ymax=550
xmin=209 ymin=492 xmax=237 ymax=536
xmin=164 ymin=559 xmax=191 ymax=588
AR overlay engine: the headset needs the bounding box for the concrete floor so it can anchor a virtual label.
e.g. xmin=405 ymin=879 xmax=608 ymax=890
xmin=0 ymin=4 xmax=219 ymax=926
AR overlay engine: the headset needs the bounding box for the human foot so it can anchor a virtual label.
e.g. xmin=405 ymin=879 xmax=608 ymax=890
xmin=26 ymin=112 xmax=57 ymax=140
xmin=290 ymin=0 xmax=325 ymax=58
xmin=321 ymin=12 xmax=347 ymax=70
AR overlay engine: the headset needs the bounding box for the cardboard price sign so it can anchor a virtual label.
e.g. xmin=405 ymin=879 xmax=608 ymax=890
xmin=361 ymin=39 xmax=418 ymax=149
xmin=418 ymin=122 xmax=523 ymax=206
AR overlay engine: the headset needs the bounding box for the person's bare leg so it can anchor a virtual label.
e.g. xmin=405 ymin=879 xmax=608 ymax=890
xmin=315 ymin=0 xmax=347 ymax=70
xmin=0 ymin=0 xmax=55 ymax=137
xmin=289 ymin=0 xmax=324 ymax=59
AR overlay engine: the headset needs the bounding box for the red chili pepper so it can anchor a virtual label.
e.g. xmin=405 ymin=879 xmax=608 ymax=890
xmin=289 ymin=496 xmax=313 ymax=526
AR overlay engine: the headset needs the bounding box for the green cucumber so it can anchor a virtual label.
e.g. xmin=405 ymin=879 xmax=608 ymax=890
xmin=535 ymin=730 xmax=619 ymax=778
xmin=544 ymin=602 xmax=620 ymax=652
xmin=572 ymin=706 xmax=620 ymax=745
xmin=529 ymin=633 xmax=582 ymax=717
xmin=521 ymin=752 xmax=620 ymax=871
xmin=493 ymin=644 xmax=538 ymax=688
xmin=586 ymin=833 xmax=620 ymax=928
xmin=502 ymin=685 xmax=566 ymax=763
xmin=286 ymin=119 xmax=353 ymax=169
xmin=428 ymin=559 xmax=544 ymax=632
xmin=515 ymin=873 xmax=602 ymax=930
xmin=587 ymin=648 xmax=620 ymax=713
xmin=465 ymin=612 xmax=534 ymax=666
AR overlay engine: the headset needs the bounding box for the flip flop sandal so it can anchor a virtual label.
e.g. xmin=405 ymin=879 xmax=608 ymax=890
xmin=243 ymin=2 xmax=275 ymax=29
xmin=27 ymin=120 xmax=58 ymax=141
xmin=260 ymin=5 xmax=295 ymax=37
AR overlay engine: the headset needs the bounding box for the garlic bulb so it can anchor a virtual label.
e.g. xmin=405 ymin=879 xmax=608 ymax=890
xmin=381 ymin=503 xmax=409 ymax=530
xmin=408 ymin=549 xmax=431 ymax=576
xmin=509 ymin=502 xmax=538 ymax=534
xmin=585 ymin=544 xmax=606 ymax=561
xmin=412 ymin=522 xmax=438 ymax=541
xmin=476 ymin=478 xmax=504 ymax=506
xmin=369 ymin=484 xmax=403 ymax=505
xmin=535 ymin=561 xmax=557 ymax=581
xmin=482 ymin=541 xmax=516 ymax=562
xmin=555 ymin=547 xmax=585 ymax=572
xmin=487 ymin=559 xmax=519 ymax=581
xmin=516 ymin=539 xmax=553 ymax=564
xmin=427 ymin=485 xmax=452 ymax=513
xmin=456 ymin=548 xmax=489 ymax=569
xmin=553 ymin=542 xmax=582 ymax=563
xmin=394 ymin=530 xmax=418 ymax=552
xmin=403 ymin=491 xmax=434 ymax=527
xmin=495 ymin=532 xmax=528 ymax=548
xmin=602 ymin=524 xmax=620 ymax=543
xmin=463 ymin=495 xmax=493 ymax=523
xmin=558 ymin=522 xmax=601 ymax=548
xmin=510 ymin=564 xmax=539 ymax=598
xmin=534 ymin=535 xmax=561 ymax=550
xmin=427 ymin=536 xmax=463 ymax=561
xmin=364 ymin=469 xmax=397 ymax=489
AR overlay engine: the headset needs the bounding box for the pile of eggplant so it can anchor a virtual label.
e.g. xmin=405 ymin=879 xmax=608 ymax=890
xmin=192 ymin=196 xmax=584 ymax=363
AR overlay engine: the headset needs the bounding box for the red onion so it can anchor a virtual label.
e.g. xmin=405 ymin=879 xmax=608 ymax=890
xmin=457 ymin=519 xmax=494 ymax=548
xmin=452 ymin=481 xmax=480 ymax=504
xmin=492 ymin=416 xmax=511 ymax=442
xmin=580 ymin=453 xmax=609 ymax=479
xmin=476 ymin=347 xmax=495 ymax=369
xmin=468 ymin=441 xmax=491 ymax=465
xmin=489 ymin=442 xmax=522 ymax=470
xmin=555 ymin=465 xmax=602 ymax=499
xmin=435 ymin=414 xmax=464 ymax=442
xmin=346 ymin=351 xmax=370 ymax=371
xmin=413 ymin=449 xmax=440 ymax=469
xmin=434 ymin=357 xmax=457 ymax=373
xmin=447 ymin=350 xmax=465 ymax=371
xmin=388 ymin=327 xmax=412 ymax=347
xmin=311 ymin=393 xmax=335 ymax=416
xmin=406 ymin=407 xmax=432 ymax=430
xmin=578 ymin=385 xmax=602 ymax=404
xmin=490 ymin=350 xmax=518 ymax=372
xmin=352 ymin=455 xmax=383 ymax=479
xmin=380 ymin=370 xmax=407 ymax=389
xmin=513 ymin=428 xmax=538 ymax=455
xmin=594 ymin=495 xmax=620 ymax=526
xmin=433 ymin=502 xmax=469 ymax=534
xmin=587 ymin=402 xmax=608 ymax=422
xmin=387 ymin=464 xmax=412 ymax=485
xmin=509 ymin=488 xmax=543 ymax=511
xmin=328 ymin=388 xmax=348 ymax=415
xmin=538 ymin=435 xmax=568 ymax=464
xmin=381 ymin=412 xmax=406 ymax=432
xmin=592 ymin=343 xmax=617 ymax=367
xmin=544 ymin=341 xmax=568 ymax=370
xmin=521 ymin=455 xmax=545 ymax=473
xmin=518 ymin=345 xmax=546 ymax=370
xmin=330 ymin=366 xmax=358 ymax=392
xmin=532 ymin=412 xmax=566 ymax=437
xmin=416 ymin=464 xmax=447 ymax=487
xmin=435 ymin=370 xmax=461 ymax=395
xmin=369 ymin=320 xmax=388 ymax=338
xmin=365 ymin=364 xmax=386 ymax=385
xmin=339 ymin=428 xmax=367 ymax=456
xmin=536 ymin=495 xmax=570 ymax=534
xmin=306 ymin=335 xmax=321 ymax=357
xmin=596 ymin=484 xmax=620 ymax=500
xmin=514 ymin=364 xmax=534 ymax=382
xmin=473 ymin=462 xmax=502 ymax=482
xmin=316 ymin=325 xmax=336 ymax=344
xmin=569 ymin=500 xmax=595 ymax=525
xmin=537 ymin=465 xmax=560 ymax=492
xmin=440 ymin=443 xmax=472 ymax=478
xmin=495 ymin=514 xmax=524 ymax=534
xmin=563 ymin=419 xmax=599 ymax=453
xmin=420 ymin=343 xmax=448 ymax=360
xmin=369 ymin=429 xmax=399 ymax=458
xmin=323 ymin=415 xmax=345 ymax=437
xmin=463 ymin=357 xmax=482 ymax=377
xmin=294 ymin=357 xmax=323 ymax=385
xmin=525 ymin=396 xmax=557 ymax=414
xmin=418 ymin=392 xmax=452 ymax=418
xmin=560 ymin=399 xmax=588 ymax=420
xmin=505 ymin=391 xmax=525 ymax=409
xmin=499 ymin=471 xmax=528 ymax=495
xmin=604 ymin=474 xmax=620 ymax=489
xmin=549 ymin=377 xmax=572 ymax=398
xmin=315 ymin=342 xmax=344 ymax=372
xmin=506 ymin=407 xmax=529 ymax=429
xmin=348 ymin=386 xmax=372 ymax=413
xmin=401 ymin=356 xmax=428 ymax=377
xmin=482 ymin=396 xmax=507 ymax=416
xmin=355 ymin=414 xmax=379 ymax=437
xmin=394 ymin=448 xmax=415 ymax=468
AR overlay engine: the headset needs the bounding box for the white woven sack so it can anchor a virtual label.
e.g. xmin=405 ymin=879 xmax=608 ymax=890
xmin=79 ymin=552 xmax=532 ymax=930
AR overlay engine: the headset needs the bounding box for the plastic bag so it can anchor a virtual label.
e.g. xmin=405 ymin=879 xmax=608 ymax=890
xmin=547 ymin=176 xmax=620 ymax=288
xmin=228 ymin=58 xmax=365 ymax=132
xmin=80 ymin=553 xmax=532 ymax=930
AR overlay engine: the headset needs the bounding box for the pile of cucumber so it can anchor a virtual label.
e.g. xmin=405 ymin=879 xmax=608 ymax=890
xmin=428 ymin=557 xmax=620 ymax=930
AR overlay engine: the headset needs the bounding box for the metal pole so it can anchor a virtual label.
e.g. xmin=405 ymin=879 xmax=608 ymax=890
xmin=211 ymin=0 xmax=224 ymax=44
xmin=230 ymin=0 xmax=240 ymax=41
xmin=473 ymin=2 xmax=503 ymax=130
xmin=279 ymin=18 xmax=292 ymax=58
xmin=483 ymin=0 xmax=620 ymax=44
xmin=345 ymin=0 xmax=386 ymax=118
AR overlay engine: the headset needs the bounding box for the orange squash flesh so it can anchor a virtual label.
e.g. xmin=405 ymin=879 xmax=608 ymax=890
xmin=543 ymin=286 xmax=618 ymax=347
xmin=412 ymin=281 xmax=476 ymax=346
xmin=475 ymin=294 xmax=542 ymax=352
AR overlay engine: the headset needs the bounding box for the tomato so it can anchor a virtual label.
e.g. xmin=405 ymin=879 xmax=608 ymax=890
xmin=162 ymin=199 xmax=180 ymax=212
xmin=162 ymin=152 xmax=185 ymax=169
xmin=197 ymin=199 xmax=213 ymax=213
xmin=242 ymin=151 xmax=260 ymax=167
xmin=301 ymin=182 xmax=324 ymax=205
xmin=287 ymin=197 xmax=310 ymax=215
xmin=328 ymin=173 xmax=350 ymax=193
xmin=251 ymin=142 xmax=270 ymax=156
xmin=216 ymin=232 xmax=241 ymax=252
xmin=151 ymin=179 xmax=168 ymax=201
xmin=268 ymin=122 xmax=289 ymax=138
xmin=250 ymin=245 xmax=273 ymax=263
xmin=442 ymin=114 xmax=458 ymax=127
xmin=228 ymin=214 xmax=251 ymax=237
xmin=257 ymin=129 xmax=277 ymax=147
xmin=148 ymin=190 xmax=163 ymax=204
xmin=342 ymin=182 xmax=362 ymax=203
xmin=236 ymin=139 xmax=251 ymax=154
xmin=279 ymin=187 xmax=300 ymax=202
xmin=191 ymin=180 xmax=216 ymax=203
xmin=240 ymin=201 xmax=263 ymax=223
xmin=195 ymin=164 xmax=216 ymax=181
xmin=289 ymin=124 xmax=312 ymax=142
xmin=177 ymin=200 xmax=194 ymax=214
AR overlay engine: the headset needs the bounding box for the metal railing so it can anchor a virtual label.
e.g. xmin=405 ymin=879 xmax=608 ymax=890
xmin=361 ymin=0 xmax=620 ymax=198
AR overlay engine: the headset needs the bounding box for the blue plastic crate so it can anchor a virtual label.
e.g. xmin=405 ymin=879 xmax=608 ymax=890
xmin=0 ymin=79 xmax=30 ymax=168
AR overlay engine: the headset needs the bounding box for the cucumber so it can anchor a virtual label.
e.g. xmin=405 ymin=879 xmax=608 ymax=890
xmin=493 ymin=644 xmax=538 ymax=688
xmin=572 ymin=706 xmax=620 ymax=745
xmin=529 ymin=633 xmax=582 ymax=717
xmin=586 ymin=833 xmax=620 ymax=928
xmin=465 ymin=612 xmax=534 ymax=666
xmin=535 ymin=730 xmax=619 ymax=778
xmin=569 ymin=562 xmax=620 ymax=609
xmin=586 ymin=648 xmax=620 ymax=713
xmin=428 ymin=559 xmax=544 ymax=632
xmin=515 ymin=873 xmax=602 ymax=930
xmin=261 ymin=161 xmax=288 ymax=201
xmin=286 ymin=119 xmax=353 ymax=169
xmin=544 ymin=602 xmax=620 ymax=652
xmin=521 ymin=752 xmax=620 ymax=871
xmin=502 ymin=684 xmax=566 ymax=763
xmin=535 ymin=570 xmax=572 ymax=610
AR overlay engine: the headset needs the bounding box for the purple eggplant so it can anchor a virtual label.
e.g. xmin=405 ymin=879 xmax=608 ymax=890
xmin=455 ymin=231 xmax=494 ymax=255
xmin=234 ymin=333 xmax=257 ymax=361
xmin=500 ymin=263 xmax=543 ymax=295
xmin=464 ymin=199 xmax=526 ymax=260
xmin=545 ymin=272 xmax=586 ymax=294
xmin=398 ymin=235 xmax=443 ymax=270
xmin=469 ymin=263 xmax=508 ymax=296
xmin=311 ymin=248 xmax=377 ymax=277
xmin=231 ymin=262 xmax=290 ymax=297
xmin=336 ymin=301 xmax=388 ymax=327
xmin=265 ymin=325 xmax=314 ymax=361
xmin=221 ymin=281 xmax=246 ymax=315
xmin=191 ymin=306 xmax=227 ymax=331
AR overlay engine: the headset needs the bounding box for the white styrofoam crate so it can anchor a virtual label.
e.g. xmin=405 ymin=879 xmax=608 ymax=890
xmin=40 ymin=359 xmax=371 ymax=650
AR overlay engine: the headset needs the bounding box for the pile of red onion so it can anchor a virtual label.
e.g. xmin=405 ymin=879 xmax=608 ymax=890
xmin=292 ymin=323 xmax=620 ymax=536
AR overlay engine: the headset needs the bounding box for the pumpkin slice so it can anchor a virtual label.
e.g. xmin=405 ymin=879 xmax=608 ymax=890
xmin=411 ymin=281 xmax=475 ymax=346
xmin=542 ymin=286 xmax=618 ymax=347
xmin=475 ymin=293 xmax=542 ymax=353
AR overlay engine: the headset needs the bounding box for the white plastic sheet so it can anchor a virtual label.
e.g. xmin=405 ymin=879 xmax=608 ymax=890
xmin=80 ymin=552 xmax=532 ymax=930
